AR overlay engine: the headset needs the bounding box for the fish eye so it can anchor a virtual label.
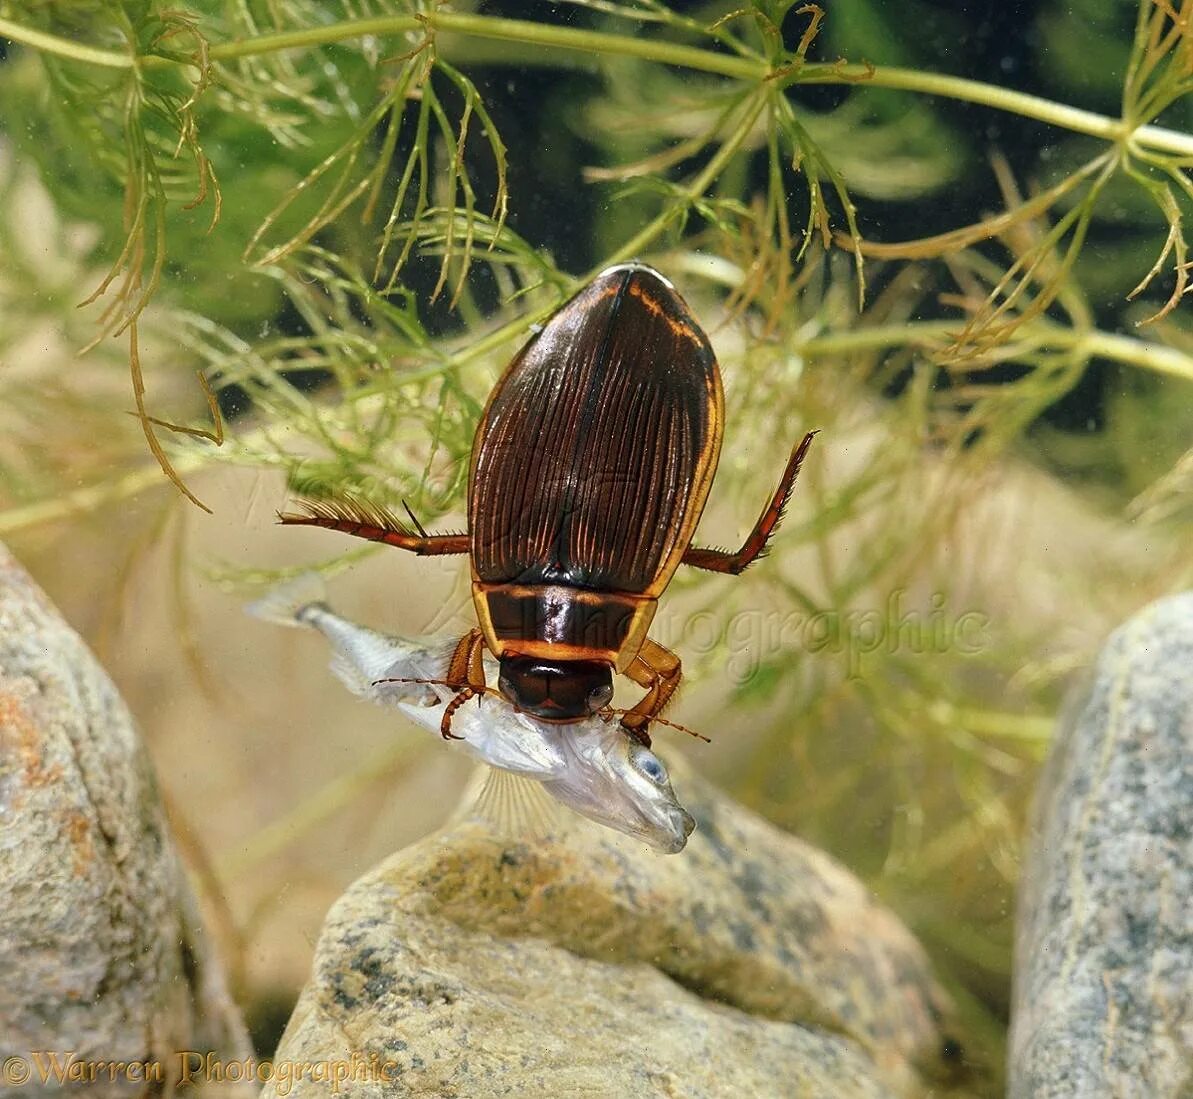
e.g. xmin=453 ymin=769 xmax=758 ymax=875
xmin=631 ymin=746 xmax=668 ymax=785
xmin=588 ymin=683 xmax=614 ymax=709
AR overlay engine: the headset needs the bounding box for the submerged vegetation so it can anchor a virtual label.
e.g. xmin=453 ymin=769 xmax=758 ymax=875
xmin=1 ymin=0 xmax=1190 ymax=1089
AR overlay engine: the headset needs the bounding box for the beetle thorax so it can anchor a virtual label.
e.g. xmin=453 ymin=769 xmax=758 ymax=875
xmin=472 ymin=582 xmax=657 ymax=672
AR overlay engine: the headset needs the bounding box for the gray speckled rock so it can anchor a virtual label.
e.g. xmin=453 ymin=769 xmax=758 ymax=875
xmin=0 ymin=542 xmax=251 ymax=1093
xmin=266 ymin=761 xmax=963 ymax=1098
xmin=1009 ymin=592 xmax=1193 ymax=1099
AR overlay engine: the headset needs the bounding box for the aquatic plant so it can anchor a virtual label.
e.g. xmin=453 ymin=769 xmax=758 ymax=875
xmin=1 ymin=0 xmax=1190 ymax=1088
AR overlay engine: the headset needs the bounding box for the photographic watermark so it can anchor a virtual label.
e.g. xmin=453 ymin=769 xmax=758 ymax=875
xmin=658 ymin=589 xmax=991 ymax=682
xmin=3 ymin=1051 xmax=399 ymax=1095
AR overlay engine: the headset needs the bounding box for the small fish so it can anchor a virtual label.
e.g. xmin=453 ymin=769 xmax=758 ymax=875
xmin=247 ymin=574 xmax=695 ymax=852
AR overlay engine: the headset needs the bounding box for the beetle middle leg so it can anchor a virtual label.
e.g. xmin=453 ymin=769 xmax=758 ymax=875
xmin=441 ymin=628 xmax=487 ymax=740
xmin=278 ymin=497 xmax=469 ymax=556
xmin=619 ymin=638 xmax=682 ymax=747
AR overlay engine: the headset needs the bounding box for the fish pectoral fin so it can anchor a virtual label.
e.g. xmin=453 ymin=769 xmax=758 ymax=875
xmin=453 ymin=765 xmax=563 ymax=842
xmin=328 ymin=652 xmax=376 ymax=696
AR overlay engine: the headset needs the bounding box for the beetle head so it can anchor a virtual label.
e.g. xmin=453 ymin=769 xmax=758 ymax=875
xmin=497 ymin=655 xmax=614 ymax=722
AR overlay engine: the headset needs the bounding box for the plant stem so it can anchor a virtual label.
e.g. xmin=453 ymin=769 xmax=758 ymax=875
xmin=800 ymin=323 xmax=1193 ymax=383
xmin=0 ymin=15 xmax=129 ymax=68
xmin=796 ymin=64 xmax=1137 ymax=145
xmin=1079 ymin=331 xmax=1193 ymax=384
xmin=5 ymin=12 xmax=1192 ymax=157
xmin=207 ymin=12 xmax=762 ymax=81
xmin=800 ymin=322 xmax=958 ymax=356
xmin=0 ymin=459 xmax=203 ymax=536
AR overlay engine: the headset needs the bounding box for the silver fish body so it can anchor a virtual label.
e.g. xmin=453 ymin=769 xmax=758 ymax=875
xmin=248 ymin=575 xmax=694 ymax=852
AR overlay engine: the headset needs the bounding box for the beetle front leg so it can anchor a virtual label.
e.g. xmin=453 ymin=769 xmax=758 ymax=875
xmin=620 ymin=638 xmax=682 ymax=747
xmin=441 ymin=629 xmax=488 ymax=740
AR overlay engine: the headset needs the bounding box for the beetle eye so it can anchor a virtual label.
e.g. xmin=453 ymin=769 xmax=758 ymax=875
xmin=588 ymin=683 xmax=614 ymax=709
xmin=631 ymin=746 xmax=668 ymax=785
xmin=497 ymin=674 xmax=516 ymax=702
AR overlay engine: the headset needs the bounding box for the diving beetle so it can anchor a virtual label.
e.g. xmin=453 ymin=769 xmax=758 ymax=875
xmin=280 ymin=264 xmax=815 ymax=745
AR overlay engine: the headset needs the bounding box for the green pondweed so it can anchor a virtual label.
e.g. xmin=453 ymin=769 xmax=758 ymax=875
xmin=1 ymin=1 xmax=1190 ymax=1090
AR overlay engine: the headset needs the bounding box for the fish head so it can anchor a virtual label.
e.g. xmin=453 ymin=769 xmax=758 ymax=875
xmin=546 ymin=721 xmax=696 ymax=853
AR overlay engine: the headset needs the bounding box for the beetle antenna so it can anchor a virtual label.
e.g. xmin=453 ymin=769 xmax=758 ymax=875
xmin=650 ymin=715 xmax=711 ymax=743
xmin=605 ymin=709 xmax=711 ymax=743
xmin=367 ymin=676 xmax=496 ymax=739
xmin=371 ymin=674 xmax=503 ymax=702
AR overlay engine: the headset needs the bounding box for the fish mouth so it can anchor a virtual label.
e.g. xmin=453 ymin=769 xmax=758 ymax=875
xmin=649 ymin=807 xmax=696 ymax=854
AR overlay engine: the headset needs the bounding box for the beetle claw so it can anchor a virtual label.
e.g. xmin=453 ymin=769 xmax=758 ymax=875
xmin=620 ymin=719 xmax=653 ymax=749
xmin=440 ymin=687 xmax=475 ymax=740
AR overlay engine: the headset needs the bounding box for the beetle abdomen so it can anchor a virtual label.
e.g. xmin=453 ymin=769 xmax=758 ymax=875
xmin=469 ymin=265 xmax=723 ymax=595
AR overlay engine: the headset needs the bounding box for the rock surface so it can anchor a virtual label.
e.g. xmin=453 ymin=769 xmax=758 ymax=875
xmin=0 ymin=542 xmax=251 ymax=1093
xmin=267 ymin=762 xmax=962 ymax=1098
xmin=1009 ymin=592 xmax=1193 ymax=1098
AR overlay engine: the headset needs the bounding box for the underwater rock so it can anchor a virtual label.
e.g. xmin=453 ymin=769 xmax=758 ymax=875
xmin=0 ymin=542 xmax=251 ymax=1093
xmin=267 ymin=761 xmax=958 ymax=1098
xmin=1009 ymin=592 xmax=1193 ymax=1099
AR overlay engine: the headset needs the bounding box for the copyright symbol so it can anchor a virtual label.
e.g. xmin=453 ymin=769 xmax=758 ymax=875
xmin=2 ymin=1056 xmax=29 ymax=1085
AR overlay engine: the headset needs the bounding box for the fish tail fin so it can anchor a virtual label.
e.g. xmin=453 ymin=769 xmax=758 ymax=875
xmin=245 ymin=571 xmax=330 ymax=628
xmin=454 ymin=766 xmax=563 ymax=841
